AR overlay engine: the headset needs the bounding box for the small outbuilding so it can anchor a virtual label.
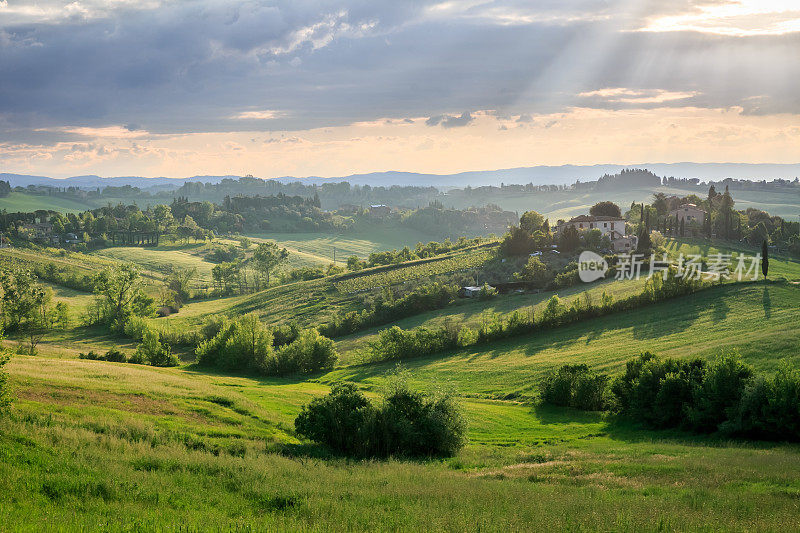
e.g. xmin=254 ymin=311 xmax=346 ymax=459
xmin=460 ymin=285 xmax=494 ymax=298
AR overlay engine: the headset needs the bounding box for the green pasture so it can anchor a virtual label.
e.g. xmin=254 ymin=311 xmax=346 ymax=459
xmin=329 ymin=282 xmax=800 ymax=398
xmin=0 ymin=192 xmax=94 ymax=214
xmin=91 ymin=246 xmax=216 ymax=283
xmin=247 ymin=226 xmax=440 ymax=264
xmin=3 ymin=311 xmax=800 ymax=530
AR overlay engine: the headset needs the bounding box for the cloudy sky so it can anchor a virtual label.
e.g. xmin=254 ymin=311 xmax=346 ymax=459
xmin=1 ymin=0 xmax=799 ymax=178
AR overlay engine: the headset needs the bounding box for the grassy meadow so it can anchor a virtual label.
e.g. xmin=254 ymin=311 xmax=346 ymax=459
xmin=3 ymin=279 xmax=800 ymax=531
xmin=247 ymin=225 xmax=440 ymax=265
xmin=2 ymin=229 xmax=800 ymax=530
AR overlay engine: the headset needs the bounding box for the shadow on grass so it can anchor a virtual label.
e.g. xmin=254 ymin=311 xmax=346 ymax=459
xmin=181 ymin=363 xmax=323 ymax=387
xmin=532 ymin=404 xmax=606 ymax=426
xmin=532 ymin=404 xmax=794 ymax=450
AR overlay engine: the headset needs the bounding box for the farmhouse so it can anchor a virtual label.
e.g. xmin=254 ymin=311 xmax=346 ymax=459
xmin=555 ymin=214 xmax=638 ymax=252
xmin=369 ymin=204 xmax=391 ymax=216
xmin=609 ymin=232 xmax=638 ymax=252
xmin=669 ymin=203 xmax=706 ymax=224
xmin=555 ymin=215 xmax=624 ymax=238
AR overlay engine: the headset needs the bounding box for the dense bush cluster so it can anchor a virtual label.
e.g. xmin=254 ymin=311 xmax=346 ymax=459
xmin=539 ymin=364 xmax=609 ymax=411
xmin=197 ymin=315 xmax=337 ymax=376
xmin=79 ymin=348 xmax=127 ymax=363
xmin=366 ymin=270 xmax=704 ymax=363
xmin=541 ymin=353 xmax=800 ymax=441
xmin=295 ymin=382 xmax=466 ymax=457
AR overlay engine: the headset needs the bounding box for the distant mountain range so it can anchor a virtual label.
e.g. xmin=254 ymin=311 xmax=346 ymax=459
xmin=3 ymin=163 xmax=800 ymax=190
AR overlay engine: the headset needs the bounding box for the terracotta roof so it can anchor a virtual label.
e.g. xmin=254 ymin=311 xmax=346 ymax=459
xmin=562 ymin=215 xmax=624 ymax=223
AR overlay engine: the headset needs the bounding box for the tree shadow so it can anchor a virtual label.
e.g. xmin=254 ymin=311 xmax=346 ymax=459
xmin=763 ymin=285 xmax=772 ymax=319
xmin=532 ymin=404 xmax=605 ymax=425
xmin=710 ymin=290 xmax=730 ymax=323
xmin=601 ymin=416 xmax=791 ymax=451
xmin=181 ymin=363 xmax=320 ymax=386
xmin=630 ymin=288 xmax=716 ymax=340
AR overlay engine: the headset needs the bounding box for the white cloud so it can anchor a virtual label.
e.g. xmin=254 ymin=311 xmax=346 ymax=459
xmin=578 ymin=88 xmax=699 ymax=105
xmin=231 ymin=110 xmax=286 ymax=120
xmin=641 ymin=0 xmax=800 ymax=36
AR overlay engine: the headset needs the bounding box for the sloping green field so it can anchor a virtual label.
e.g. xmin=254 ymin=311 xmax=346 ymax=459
xmin=329 ymin=281 xmax=800 ymax=399
xmin=0 ymin=192 xmax=94 ymax=213
xmin=247 ymin=226 xmax=440 ymax=264
xmin=3 ymin=280 xmax=800 ymax=530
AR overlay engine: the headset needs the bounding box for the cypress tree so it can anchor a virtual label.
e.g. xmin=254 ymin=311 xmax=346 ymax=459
xmin=680 ymin=217 xmax=685 ymax=238
xmin=761 ymin=240 xmax=769 ymax=280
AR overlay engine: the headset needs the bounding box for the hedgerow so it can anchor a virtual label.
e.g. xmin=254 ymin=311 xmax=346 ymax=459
xmin=365 ymin=268 xmax=706 ymax=363
xmin=541 ymin=353 xmax=800 ymax=442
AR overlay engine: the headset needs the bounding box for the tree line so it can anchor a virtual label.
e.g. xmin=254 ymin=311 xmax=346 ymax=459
xmin=540 ymin=352 xmax=800 ymax=442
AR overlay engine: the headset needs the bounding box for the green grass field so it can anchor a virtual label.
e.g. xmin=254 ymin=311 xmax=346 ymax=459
xmin=247 ymin=226 xmax=443 ymax=265
xmin=90 ymin=245 xmax=217 ymax=283
xmin=0 ymin=192 xmax=96 ymax=214
xmin=2 ymin=230 xmax=800 ymax=530
xmin=3 ymin=281 xmax=800 ymax=530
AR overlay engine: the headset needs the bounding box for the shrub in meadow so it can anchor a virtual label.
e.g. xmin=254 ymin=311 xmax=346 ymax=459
xmin=295 ymin=381 xmax=466 ymax=458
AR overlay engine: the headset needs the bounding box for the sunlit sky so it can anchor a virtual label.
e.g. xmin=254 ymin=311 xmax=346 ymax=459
xmin=1 ymin=0 xmax=799 ymax=178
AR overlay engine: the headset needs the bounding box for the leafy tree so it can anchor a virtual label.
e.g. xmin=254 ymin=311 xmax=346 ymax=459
xmin=165 ymin=266 xmax=197 ymax=307
xmin=0 ymin=269 xmax=53 ymax=353
xmin=252 ymin=242 xmax=289 ymax=286
xmin=500 ymin=226 xmax=536 ymax=256
xmin=636 ymin=226 xmax=652 ymax=253
xmin=558 ymin=225 xmax=581 ymax=252
xmin=582 ymin=228 xmax=603 ymax=250
xmin=687 ymin=353 xmax=753 ymax=432
xmin=134 ymin=327 xmax=179 ymax=367
xmin=272 ymin=329 xmax=337 ymax=374
xmin=515 ymin=257 xmax=551 ymax=287
xmin=590 ymin=201 xmax=622 ymax=218
xmin=762 ymin=240 xmax=769 ymax=280
xmin=211 ymin=262 xmax=240 ymax=295
xmin=53 ymin=302 xmax=70 ymax=330
xmin=196 ymin=314 xmax=274 ymax=372
xmin=92 ymin=265 xmax=155 ymax=331
xmin=176 ymin=215 xmax=199 ymax=244
xmin=651 ymin=193 xmax=668 ymax=216
xmin=346 ymin=255 xmax=365 ymax=271
xmin=519 ymin=210 xmax=545 ymax=234
xmin=295 ymin=380 xmax=466 ymax=458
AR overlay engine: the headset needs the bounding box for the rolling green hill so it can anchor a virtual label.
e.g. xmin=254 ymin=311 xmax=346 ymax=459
xmin=329 ymin=281 xmax=800 ymax=398
xmin=0 ymin=192 xmax=95 ymax=213
xmin=3 ymin=279 xmax=800 ymax=530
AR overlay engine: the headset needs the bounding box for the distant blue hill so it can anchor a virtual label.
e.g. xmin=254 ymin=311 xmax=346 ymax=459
xmin=2 ymin=163 xmax=799 ymax=190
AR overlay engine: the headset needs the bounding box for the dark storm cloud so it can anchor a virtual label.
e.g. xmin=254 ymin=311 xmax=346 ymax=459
xmin=0 ymin=0 xmax=798 ymax=142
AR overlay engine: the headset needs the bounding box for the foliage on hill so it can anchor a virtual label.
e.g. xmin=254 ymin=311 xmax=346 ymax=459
xmin=365 ymin=269 xmax=706 ymax=363
xmin=321 ymin=282 xmax=459 ymax=337
xmin=295 ymin=380 xmax=466 ymax=458
xmin=196 ymin=315 xmax=337 ymax=376
xmin=400 ymin=202 xmax=516 ymax=239
xmin=542 ymin=352 xmax=800 ymax=442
